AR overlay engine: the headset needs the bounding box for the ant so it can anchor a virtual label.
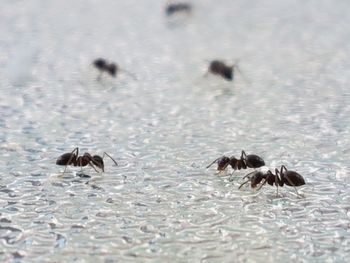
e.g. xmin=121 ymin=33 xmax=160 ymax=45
xmin=56 ymin=147 xmax=118 ymax=173
xmin=93 ymin=58 xmax=136 ymax=80
xmin=165 ymin=2 xmax=192 ymax=16
xmin=238 ymin=165 xmax=306 ymax=197
xmin=206 ymin=150 xmax=265 ymax=174
xmin=205 ymin=60 xmax=246 ymax=82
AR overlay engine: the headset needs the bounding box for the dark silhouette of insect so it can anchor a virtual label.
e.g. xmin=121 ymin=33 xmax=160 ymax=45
xmin=206 ymin=150 xmax=265 ymax=173
xmin=166 ymin=2 xmax=192 ymax=16
xmin=93 ymin=58 xmax=136 ymax=80
xmin=56 ymin=147 xmax=118 ymax=173
xmin=238 ymin=165 xmax=306 ymax=196
xmin=205 ymin=60 xmax=246 ymax=82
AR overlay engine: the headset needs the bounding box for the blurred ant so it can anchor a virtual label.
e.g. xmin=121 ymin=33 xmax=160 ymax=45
xmin=166 ymin=2 xmax=192 ymax=16
xmin=238 ymin=165 xmax=306 ymax=197
xmin=56 ymin=147 xmax=118 ymax=173
xmin=93 ymin=58 xmax=136 ymax=80
xmin=205 ymin=60 xmax=246 ymax=82
xmin=206 ymin=150 xmax=265 ymax=174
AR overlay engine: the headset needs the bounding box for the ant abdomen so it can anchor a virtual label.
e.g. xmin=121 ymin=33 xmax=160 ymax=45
xmin=245 ymin=154 xmax=265 ymax=168
xmin=56 ymin=153 xmax=73 ymax=165
xmin=281 ymin=171 xmax=305 ymax=187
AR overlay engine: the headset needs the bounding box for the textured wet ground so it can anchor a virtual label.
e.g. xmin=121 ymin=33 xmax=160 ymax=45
xmin=1 ymin=0 xmax=350 ymax=262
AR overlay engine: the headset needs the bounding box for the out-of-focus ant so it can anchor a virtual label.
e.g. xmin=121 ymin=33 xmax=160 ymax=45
xmin=238 ymin=165 xmax=305 ymax=197
xmin=93 ymin=58 xmax=136 ymax=80
xmin=205 ymin=60 xmax=246 ymax=82
xmin=56 ymin=147 xmax=118 ymax=173
xmin=206 ymin=150 xmax=265 ymax=174
xmin=165 ymin=2 xmax=192 ymax=16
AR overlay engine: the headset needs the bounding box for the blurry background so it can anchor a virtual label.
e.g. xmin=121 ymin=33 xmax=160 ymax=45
xmin=0 ymin=0 xmax=350 ymax=262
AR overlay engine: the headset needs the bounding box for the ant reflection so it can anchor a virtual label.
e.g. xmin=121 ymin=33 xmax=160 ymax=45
xmin=238 ymin=165 xmax=305 ymax=197
xmin=93 ymin=58 xmax=136 ymax=80
xmin=56 ymin=147 xmax=118 ymax=174
xmin=207 ymin=150 xmax=265 ymax=174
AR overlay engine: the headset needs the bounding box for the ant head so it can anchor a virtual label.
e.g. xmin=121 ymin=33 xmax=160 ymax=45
xmin=93 ymin=58 xmax=107 ymax=70
xmin=251 ymin=171 xmax=264 ymax=188
xmin=107 ymin=63 xmax=118 ymax=77
xmin=92 ymin=155 xmax=104 ymax=172
xmin=217 ymin=156 xmax=230 ymax=170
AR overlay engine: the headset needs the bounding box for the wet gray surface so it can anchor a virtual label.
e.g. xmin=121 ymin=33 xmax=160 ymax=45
xmin=1 ymin=0 xmax=350 ymax=262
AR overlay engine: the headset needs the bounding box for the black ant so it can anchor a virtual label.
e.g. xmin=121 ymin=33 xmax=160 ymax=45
xmin=206 ymin=150 xmax=265 ymax=173
xmin=56 ymin=147 xmax=118 ymax=173
xmin=238 ymin=165 xmax=306 ymax=197
xmin=166 ymin=2 xmax=192 ymax=16
xmin=205 ymin=60 xmax=246 ymax=82
xmin=93 ymin=58 xmax=136 ymax=80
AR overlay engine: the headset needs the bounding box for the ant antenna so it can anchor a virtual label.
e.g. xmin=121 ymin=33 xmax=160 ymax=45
xmin=238 ymin=179 xmax=250 ymax=189
xmin=206 ymin=157 xmax=220 ymax=168
xmin=232 ymin=62 xmax=249 ymax=84
xmin=120 ymin=69 xmax=137 ymax=81
xmin=102 ymin=152 xmax=118 ymax=166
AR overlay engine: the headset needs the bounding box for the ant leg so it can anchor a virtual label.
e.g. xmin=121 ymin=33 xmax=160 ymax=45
xmin=233 ymin=160 xmax=244 ymax=171
xmin=241 ymin=150 xmax=247 ymax=159
xmin=63 ymin=147 xmax=79 ymax=174
xmin=257 ymin=171 xmax=272 ymax=191
xmin=234 ymin=64 xmax=249 ymax=84
xmin=203 ymin=70 xmax=210 ymax=78
xmin=275 ymin=170 xmax=279 ymax=197
xmin=280 ymin=165 xmax=288 ymax=173
xmin=228 ymin=171 xmax=238 ymax=181
xmin=88 ymin=161 xmax=100 ymax=173
xmin=242 ymin=171 xmax=256 ymax=180
xmin=120 ymin=69 xmax=137 ymax=81
xmin=284 ymin=174 xmax=301 ymax=197
xmin=102 ymin=152 xmax=118 ymax=166
xmin=97 ymin=72 xmax=103 ymax=81
xmin=275 ymin=168 xmax=281 ymax=197
xmin=206 ymin=158 xmax=220 ymax=169
xmin=256 ymin=179 xmax=268 ymax=191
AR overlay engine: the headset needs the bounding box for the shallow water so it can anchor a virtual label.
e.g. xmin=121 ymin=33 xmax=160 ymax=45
xmin=1 ymin=0 xmax=350 ymax=262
